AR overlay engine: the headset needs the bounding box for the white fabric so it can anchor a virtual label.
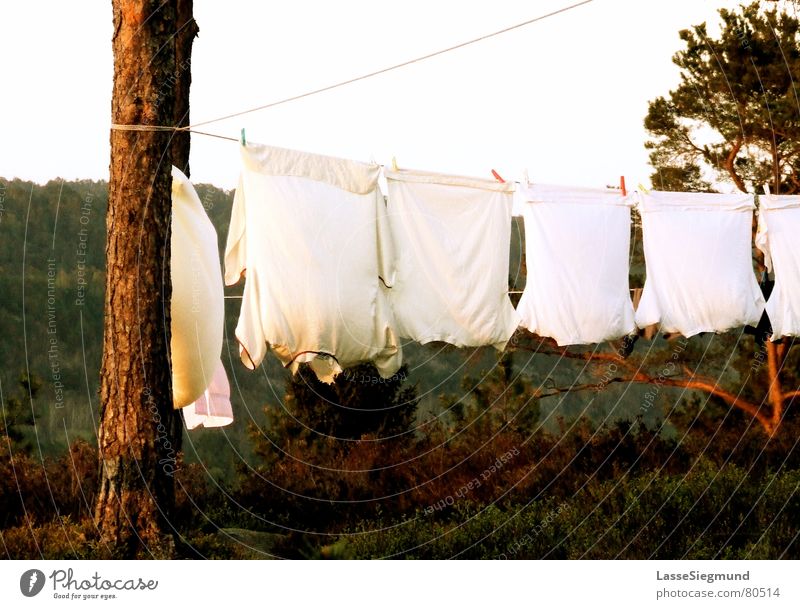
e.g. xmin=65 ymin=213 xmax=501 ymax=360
xmin=383 ymin=168 xmax=519 ymax=349
xmin=515 ymin=183 xmax=636 ymax=345
xmin=635 ymin=191 xmax=764 ymax=336
xmin=755 ymin=194 xmax=800 ymax=339
xmin=170 ymin=167 xmax=226 ymax=409
xmin=182 ymin=359 xmax=233 ymax=429
xmin=225 ymin=142 xmax=401 ymax=383
xmin=511 ymin=185 xmax=527 ymax=218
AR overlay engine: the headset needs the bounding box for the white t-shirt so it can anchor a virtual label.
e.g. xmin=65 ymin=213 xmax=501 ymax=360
xmin=225 ymin=143 xmax=401 ymax=383
xmin=515 ymin=183 xmax=636 ymax=345
xmin=170 ymin=167 xmax=226 ymax=410
xmin=383 ymin=168 xmax=519 ymax=350
xmin=635 ymin=191 xmax=764 ymax=336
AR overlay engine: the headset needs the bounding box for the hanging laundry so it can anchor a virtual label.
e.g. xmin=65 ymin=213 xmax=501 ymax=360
xmin=635 ymin=191 xmax=765 ymax=337
xmin=515 ymin=183 xmax=636 ymax=345
xmin=170 ymin=167 xmax=228 ymax=426
xmin=755 ymin=194 xmax=800 ymax=339
xmin=630 ymin=288 xmax=659 ymax=340
xmin=383 ymin=167 xmax=519 ymax=349
xmin=511 ymin=183 xmax=527 ymax=218
xmin=182 ymin=359 xmax=233 ymax=429
xmin=225 ymin=142 xmax=401 ymax=383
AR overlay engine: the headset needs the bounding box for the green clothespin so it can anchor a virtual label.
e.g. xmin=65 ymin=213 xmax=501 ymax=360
xmin=240 ymin=128 xmax=246 ymax=147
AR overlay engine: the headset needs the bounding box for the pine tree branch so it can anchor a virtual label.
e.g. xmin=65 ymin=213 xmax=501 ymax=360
xmin=725 ymin=137 xmax=748 ymax=193
xmin=593 ymin=372 xmax=771 ymax=430
xmin=515 ymin=337 xmax=774 ymax=431
xmin=515 ymin=340 xmax=627 ymax=366
xmin=537 ymin=383 xmax=604 ymax=398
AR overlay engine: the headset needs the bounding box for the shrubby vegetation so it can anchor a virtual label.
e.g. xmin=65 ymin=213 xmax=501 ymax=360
xmin=2 ymin=351 xmax=799 ymax=559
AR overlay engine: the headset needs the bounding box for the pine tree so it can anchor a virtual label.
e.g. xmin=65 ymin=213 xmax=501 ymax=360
xmin=645 ymin=3 xmax=800 ymax=194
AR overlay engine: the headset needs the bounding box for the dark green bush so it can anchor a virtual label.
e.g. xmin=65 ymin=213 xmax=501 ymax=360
xmin=341 ymin=464 xmax=800 ymax=559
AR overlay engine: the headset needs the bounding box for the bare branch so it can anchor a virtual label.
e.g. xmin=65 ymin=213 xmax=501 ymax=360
xmin=513 ymin=333 xmax=783 ymax=434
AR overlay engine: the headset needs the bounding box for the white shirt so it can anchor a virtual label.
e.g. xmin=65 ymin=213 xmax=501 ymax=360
xmin=170 ymin=167 xmax=226 ymax=409
xmin=635 ymin=191 xmax=764 ymax=336
xmin=383 ymin=167 xmax=519 ymax=349
xmin=225 ymin=142 xmax=402 ymax=383
xmin=516 ymin=183 xmax=636 ymax=345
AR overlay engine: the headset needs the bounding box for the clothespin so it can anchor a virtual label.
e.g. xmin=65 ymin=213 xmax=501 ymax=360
xmin=491 ymin=169 xmax=505 ymax=183
xmin=637 ymin=183 xmax=650 ymax=194
xmin=391 ymin=157 xmax=398 ymax=171
xmin=240 ymin=128 xmax=246 ymax=147
xmin=764 ymin=184 xmax=771 ymax=196
xmin=620 ymin=176 xmax=627 ymax=197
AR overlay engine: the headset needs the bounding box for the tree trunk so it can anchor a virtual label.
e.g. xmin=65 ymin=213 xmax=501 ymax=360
xmin=96 ymin=0 xmax=181 ymax=558
xmin=765 ymin=340 xmax=785 ymax=433
xmin=164 ymin=0 xmax=199 ymax=467
xmin=171 ymin=0 xmax=199 ymax=176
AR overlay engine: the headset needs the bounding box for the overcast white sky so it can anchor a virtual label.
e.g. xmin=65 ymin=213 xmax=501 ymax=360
xmin=1 ymin=0 xmax=743 ymax=189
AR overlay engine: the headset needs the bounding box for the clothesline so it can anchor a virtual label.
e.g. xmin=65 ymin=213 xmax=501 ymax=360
xmin=222 ymin=290 xmax=648 ymax=299
xmin=110 ymin=123 xmax=239 ymax=142
xmin=110 ymin=0 xmax=594 ymax=138
xmin=224 ymin=292 xmax=527 ymax=300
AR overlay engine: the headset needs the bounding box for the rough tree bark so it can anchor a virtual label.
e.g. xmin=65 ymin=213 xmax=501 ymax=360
xmin=171 ymin=0 xmax=199 ymax=176
xmin=96 ymin=0 xmax=195 ymax=558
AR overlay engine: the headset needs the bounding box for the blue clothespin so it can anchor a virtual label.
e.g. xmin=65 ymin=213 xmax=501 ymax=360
xmin=240 ymin=128 xmax=246 ymax=147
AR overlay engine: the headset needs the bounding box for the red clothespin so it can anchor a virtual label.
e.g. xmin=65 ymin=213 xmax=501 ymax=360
xmin=491 ymin=169 xmax=505 ymax=183
xmin=620 ymin=176 xmax=627 ymax=196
